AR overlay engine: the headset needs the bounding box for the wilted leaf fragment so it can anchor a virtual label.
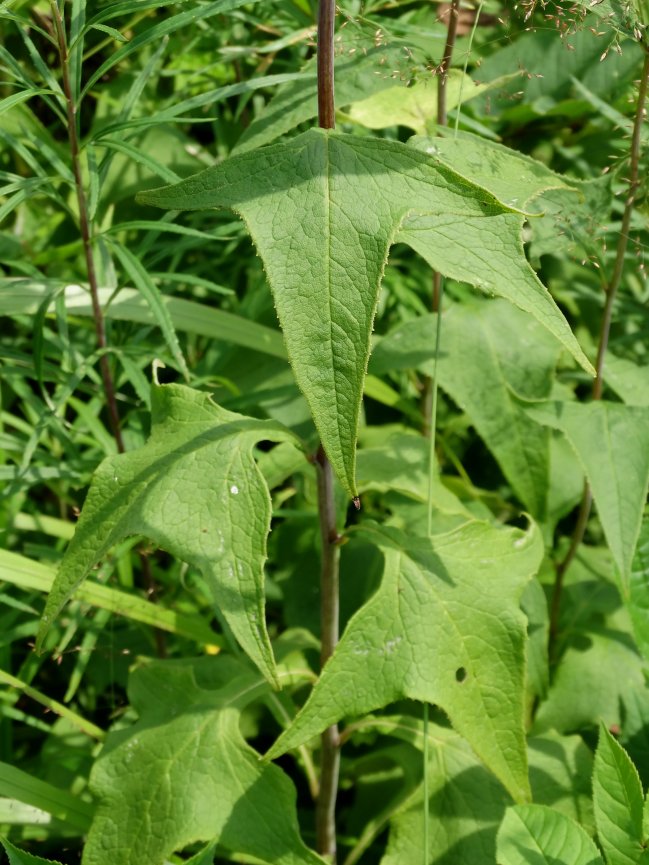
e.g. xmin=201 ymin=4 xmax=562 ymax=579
xmin=497 ymin=804 xmax=604 ymax=865
xmin=83 ymin=659 xmax=324 ymax=865
xmin=593 ymin=724 xmax=646 ymax=865
xmin=37 ymin=382 xmax=296 ymax=685
xmin=268 ymin=520 xmax=544 ymax=802
xmin=139 ymin=129 xmax=592 ymax=497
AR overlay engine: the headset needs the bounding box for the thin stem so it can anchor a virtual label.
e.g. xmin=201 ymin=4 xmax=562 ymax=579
xmin=315 ymin=2 xmax=340 ymax=860
xmin=315 ymin=446 xmax=341 ymax=861
xmin=422 ymin=703 xmax=430 ymax=865
xmin=550 ymin=49 xmax=649 ymax=647
xmin=437 ymin=0 xmax=461 ymax=127
xmin=50 ymin=1 xmax=167 ymax=657
xmin=49 ymin=0 xmax=125 ymax=454
xmin=454 ymin=2 xmax=484 ymax=135
xmin=317 ymin=0 xmax=336 ymax=130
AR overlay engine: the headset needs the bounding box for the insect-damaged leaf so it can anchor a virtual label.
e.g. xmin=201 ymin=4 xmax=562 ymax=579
xmin=266 ymin=519 xmax=544 ymax=802
xmin=138 ymin=128 xmax=592 ymax=499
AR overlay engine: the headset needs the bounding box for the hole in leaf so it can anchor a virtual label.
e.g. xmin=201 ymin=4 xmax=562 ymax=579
xmin=455 ymin=667 xmax=467 ymax=683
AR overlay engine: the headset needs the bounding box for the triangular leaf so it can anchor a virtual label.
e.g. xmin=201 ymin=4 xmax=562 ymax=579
xmin=497 ymin=804 xmax=604 ymax=865
xmin=37 ymin=382 xmax=299 ymax=685
xmin=594 ymin=724 xmax=646 ymax=865
xmin=267 ymin=519 xmax=544 ymax=802
xmin=138 ymin=128 xmax=592 ymax=496
xmin=82 ymin=657 xmax=325 ymax=865
xmin=528 ymin=401 xmax=649 ymax=587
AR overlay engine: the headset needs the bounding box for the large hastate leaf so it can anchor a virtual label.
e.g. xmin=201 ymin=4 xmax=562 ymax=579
xmin=83 ymin=656 xmax=324 ymax=865
xmin=371 ymin=299 xmax=561 ymax=518
xmin=37 ymin=382 xmax=298 ymax=685
xmin=528 ymin=401 xmax=649 ymax=588
xmin=139 ymin=128 xmax=592 ymax=497
xmin=267 ymin=519 xmax=544 ymax=802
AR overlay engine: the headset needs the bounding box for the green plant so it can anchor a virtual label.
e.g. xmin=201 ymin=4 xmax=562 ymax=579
xmin=1 ymin=1 xmax=649 ymax=864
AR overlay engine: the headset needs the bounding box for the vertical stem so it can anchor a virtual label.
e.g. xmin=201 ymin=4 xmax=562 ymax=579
xmin=49 ymin=0 xmax=125 ymax=454
xmin=317 ymin=0 xmax=336 ymax=130
xmin=315 ymin=445 xmax=341 ymax=861
xmin=50 ymin=1 xmax=166 ymax=657
xmin=549 ymin=48 xmax=649 ymax=648
xmin=422 ymin=0 xmax=461 ymax=435
xmin=315 ymin=2 xmax=340 ymax=860
xmin=437 ymin=0 xmax=461 ymax=127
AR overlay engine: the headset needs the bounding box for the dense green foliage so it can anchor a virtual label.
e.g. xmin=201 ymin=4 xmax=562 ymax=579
xmin=1 ymin=1 xmax=649 ymax=863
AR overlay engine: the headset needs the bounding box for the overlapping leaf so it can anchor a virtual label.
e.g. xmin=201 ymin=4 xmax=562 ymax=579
xmin=380 ymin=725 xmax=593 ymax=865
xmin=82 ymin=656 xmax=324 ymax=865
xmin=371 ymin=299 xmax=561 ymax=518
xmin=267 ymin=519 xmax=544 ymax=802
xmin=37 ymin=382 xmax=299 ymax=685
xmin=138 ymin=128 xmax=592 ymax=497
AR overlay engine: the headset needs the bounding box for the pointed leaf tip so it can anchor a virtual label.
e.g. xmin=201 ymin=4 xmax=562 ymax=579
xmin=38 ymin=383 xmax=300 ymax=686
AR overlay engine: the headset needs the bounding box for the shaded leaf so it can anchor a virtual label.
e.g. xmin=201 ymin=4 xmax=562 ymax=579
xmin=528 ymin=401 xmax=649 ymax=586
xmin=37 ymin=382 xmax=299 ymax=685
xmin=371 ymin=300 xmax=560 ymax=518
xmin=379 ymin=726 xmax=593 ymax=865
xmin=83 ymin=657 xmax=324 ymax=865
xmin=0 ymin=838 xmax=64 ymax=865
xmin=534 ymin=547 xmax=645 ymax=734
xmin=267 ymin=519 xmax=544 ymax=802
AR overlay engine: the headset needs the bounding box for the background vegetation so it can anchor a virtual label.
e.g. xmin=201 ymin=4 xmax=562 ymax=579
xmin=1 ymin=0 xmax=649 ymax=863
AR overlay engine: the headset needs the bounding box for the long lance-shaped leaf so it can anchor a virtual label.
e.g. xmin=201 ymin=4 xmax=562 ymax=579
xmin=36 ymin=382 xmax=299 ymax=686
xmin=138 ymin=128 xmax=592 ymax=498
xmin=266 ymin=519 xmax=544 ymax=802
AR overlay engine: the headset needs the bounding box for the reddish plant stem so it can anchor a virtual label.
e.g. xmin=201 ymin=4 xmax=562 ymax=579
xmin=314 ymin=2 xmax=341 ymax=859
xmin=49 ymin=0 xmax=124 ymax=454
xmin=50 ymin=2 xmax=166 ymax=657
xmin=437 ymin=0 xmax=461 ymax=127
xmin=549 ymin=48 xmax=649 ymax=648
xmin=314 ymin=445 xmax=341 ymax=861
xmin=422 ymin=0 xmax=461 ymax=436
